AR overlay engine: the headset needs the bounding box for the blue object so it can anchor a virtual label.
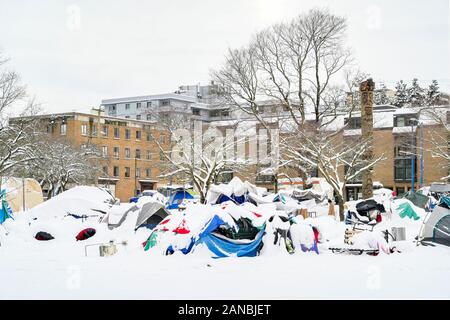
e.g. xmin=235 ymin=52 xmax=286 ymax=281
xmin=166 ymin=189 xmax=194 ymax=209
xmin=0 ymin=190 xmax=13 ymax=224
xmin=215 ymin=193 xmax=248 ymax=205
xmin=165 ymin=214 xmax=265 ymax=258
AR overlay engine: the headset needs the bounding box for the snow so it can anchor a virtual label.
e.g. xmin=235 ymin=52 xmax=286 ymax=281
xmin=1 ymin=185 xmax=449 ymax=299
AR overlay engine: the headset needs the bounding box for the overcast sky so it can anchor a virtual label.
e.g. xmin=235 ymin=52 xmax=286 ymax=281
xmin=1 ymin=0 xmax=449 ymax=113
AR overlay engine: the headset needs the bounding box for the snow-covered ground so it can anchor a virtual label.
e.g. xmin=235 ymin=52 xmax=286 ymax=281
xmin=1 ymin=242 xmax=449 ymax=299
xmin=1 ymin=186 xmax=449 ymax=299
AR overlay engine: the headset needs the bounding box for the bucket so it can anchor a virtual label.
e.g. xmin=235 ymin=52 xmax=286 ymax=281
xmin=391 ymin=227 xmax=406 ymax=241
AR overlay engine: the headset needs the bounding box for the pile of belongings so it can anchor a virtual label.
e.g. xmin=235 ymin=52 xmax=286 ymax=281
xmin=345 ymin=199 xmax=385 ymax=230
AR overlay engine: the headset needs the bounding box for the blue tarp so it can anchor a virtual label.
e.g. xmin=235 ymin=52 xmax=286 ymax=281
xmin=166 ymin=190 xmax=195 ymax=209
xmin=0 ymin=190 xmax=13 ymax=225
xmin=166 ymin=214 xmax=265 ymax=258
xmin=216 ymin=193 xmax=247 ymax=205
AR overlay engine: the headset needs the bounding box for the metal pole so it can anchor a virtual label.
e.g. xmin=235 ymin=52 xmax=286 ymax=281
xmin=419 ymin=123 xmax=424 ymax=188
xmin=411 ymin=123 xmax=415 ymax=192
xmin=22 ymin=178 xmax=26 ymax=211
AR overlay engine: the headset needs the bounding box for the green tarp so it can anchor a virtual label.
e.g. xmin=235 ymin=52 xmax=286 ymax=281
xmin=439 ymin=196 xmax=450 ymax=208
xmin=397 ymin=202 xmax=420 ymax=220
xmin=402 ymin=191 xmax=429 ymax=209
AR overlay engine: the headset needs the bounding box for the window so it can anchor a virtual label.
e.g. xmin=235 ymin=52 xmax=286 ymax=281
xmin=114 ymin=127 xmax=120 ymax=139
xmin=125 ymin=167 xmax=130 ymax=178
xmin=136 ymin=130 xmax=141 ymax=140
xmin=47 ymin=125 xmax=54 ymax=134
xmin=125 ymin=103 xmax=130 ymax=110
xmin=209 ymin=110 xmax=220 ymax=117
xmin=135 ymin=168 xmax=141 ymax=178
xmin=394 ymin=136 xmax=412 ymax=157
xmin=137 ymin=102 xmax=141 ymax=109
xmin=395 ymin=114 xmax=417 ymax=127
xmin=92 ymin=125 xmax=97 ymax=136
xmin=192 ymin=108 xmax=201 ymax=116
xmin=113 ymin=147 xmax=120 ymax=159
xmin=60 ymin=123 xmax=67 ymax=135
xmin=102 ymin=126 xmax=108 ymax=137
xmin=125 ymin=116 xmax=130 ymax=119
xmin=395 ymin=159 xmax=415 ymax=181
xmin=147 ymin=101 xmax=152 ymax=108
xmin=147 ymin=133 xmax=153 ymax=141
xmin=146 ymin=114 xmax=152 ymax=121
xmin=344 ymin=117 xmax=361 ymax=129
xmin=159 ymin=134 xmax=166 ymax=144
xmin=81 ymin=124 xmax=87 ymax=136
xmin=396 ymin=187 xmax=406 ymax=197
xmin=222 ymin=110 xmax=230 ymax=117
xmin=135 ymin=149 xmax=141 ymax=159
xmin=102 ymin=146 xmax=108 ymax=158
xmin=160 ymin=151 xmax=165 ymax=160
xmin=125 ymin=148 xmax=131 ymax=159
xmin=102 ymin=166 xmax=108 ymax=176
xmin=161 ymin=100 xmax=170 ymax=106
xmin=136 ymin=115 xmax=141 ymax=120
xmin=146 ymin=150 xmax=152 ymax=160
xmin=146 ymin=168 xmax=151 ymax=177
xmin=113 ymin=166 xmax=119 ymax=177
xmin=111 ymin=105 xmax=116 ymax=111
xmin=125 ymin=128 xmax=131 ymax=140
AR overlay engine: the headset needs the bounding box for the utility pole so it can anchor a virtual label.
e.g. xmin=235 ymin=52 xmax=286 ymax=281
xmin=360 ymin=78 xmax=375 ymax=199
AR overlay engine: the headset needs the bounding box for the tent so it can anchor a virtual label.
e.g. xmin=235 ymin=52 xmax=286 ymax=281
xmin=101 ymin=203 xmax=139 ymax=229
xmin=430 ymin=183 xmax=450 ymax=194
xmin=1 ymin=177 xmax=43 ymax=213
xmin=135 ymin=202 xmax=169 ymax=230
xmin=166 ymin=189 xmax=195 ymax=209
xmin=206 ymin=177 xmax=265 ymax=205
xmin=419 ymin=197 xmax=450 ymax=246
xmin=402 ymin=191 xmax=429 ymax=209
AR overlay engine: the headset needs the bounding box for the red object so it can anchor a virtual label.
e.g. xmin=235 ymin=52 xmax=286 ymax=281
xmin=312 ymin=227 xmax=319 ymax=243
xmin=376 ymin=214 xmax=382 ymax=223
xmin=173 ymin=219 xmax=190 ymax=234
xmin=76 ymin=228 xmax=96 ymax=241
xmin=159 ymin=218 xmax=170 ymax=225
xmin=252 ymin=212 xmax=262 ymax=218
xmin=392 ymin=191 xmax=397 ymax=197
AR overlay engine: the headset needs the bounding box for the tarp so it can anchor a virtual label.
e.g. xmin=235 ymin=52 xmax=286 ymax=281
xmin=135 ymin=202 xmax=169 ymax=230
xmin=439 ymin=196 xmax=450 ymax=209
xmin=166 ymin=189 xmax=195 ymax=209
xmin=102 ymin=203 xmax=139 ymax=229
xmin=402 ymin=191 xmax=429 ymax=209
xmin=430 ymin=183 xmax=450 ymax=194
xmin=1 ymin=177 xmax=43 ymax=213
xmin=397 ymin=202 xmax=420 ymax=220
xmin=0 ymin=190 xmax=13 ymax=224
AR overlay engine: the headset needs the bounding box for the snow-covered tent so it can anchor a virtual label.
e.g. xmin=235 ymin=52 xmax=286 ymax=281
xmin=206 ymin=177 xmax=265 ymax=205
xmin=144 ymin=203 xmax=266 ymax=258
xmin=419 ymin=196 xmax=450 ymax=247
xmin=102 ymin=203 xmax=139 ymax=229
xmin=402 ymin=191 xmax=430 ymax=209
xmin=166 ymin=189 xmax=195 ymax=209
xmin=135 ymin=202 xmax=169 ymax=230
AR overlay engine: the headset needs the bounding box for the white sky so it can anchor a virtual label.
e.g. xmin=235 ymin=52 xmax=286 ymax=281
xmin=1 ymin=0 xmax=449 ymax=113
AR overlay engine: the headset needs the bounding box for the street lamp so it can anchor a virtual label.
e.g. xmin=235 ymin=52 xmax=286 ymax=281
xmin=409 ymin=118 xmax=419 ymax=192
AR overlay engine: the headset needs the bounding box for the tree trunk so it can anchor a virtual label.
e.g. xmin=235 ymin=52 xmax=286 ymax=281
xmin=360 ymin=78 xmax=375 ymax=199
xmin=337 ymin=194 xmax=345 ymax=221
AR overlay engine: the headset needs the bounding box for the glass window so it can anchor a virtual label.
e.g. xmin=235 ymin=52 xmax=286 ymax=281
xmin=92 ymin=125 xmax=97 ymax=136
xmin=137 ymin=102 xmax=141 ymax=109
xmin=113 ymin=147 xmax=119 ymax=159
xmin=146 ymin=168 xmax=151 ymax=177
xmin=159 ymin=134 xmax=165 ymax=144
xmin=160 ymin=151 xmax=165 ymax=160
xmin=125 ymin=103 xmax=130 ymax=110
xmin=81 ymin=124 xmax=87 ymax=136
xmin=136 ymin=130 xmax=141 ymax=140
xmin=60 ymin=124 xmax=67 ymax=135
xmin=135 ymin=168 xmax=141 ymax=178
xmin=395 ymin=159 xmax=414 ymax=181
xmin=136 ymin=115 xmax=141 ymax=120
xmin=136 ymin=149 xmax=141 ymax=159
xmin=125 ymin=167 xmax=130 ymax=178
xmin=147 ymin=133 xmax=153 ymax=141
xmin=147 ymin=101 xmax=151 ymax=108
xmin=113 ymin=166 xmax=119 ymax=177
xmin=102 ymin=146 xmax=108 ymax=158
xmin=146 ymin=150 xmax=152 ymax=160
xmin=114 ymin=127 xmax=120 ymax=139
xmin=125 ymin=129 xmax=131 ymax=140
xmin=125 ymin=148 xmax=130 ymax=159
xmin=102 ymin=126 xmax=108 ymax=137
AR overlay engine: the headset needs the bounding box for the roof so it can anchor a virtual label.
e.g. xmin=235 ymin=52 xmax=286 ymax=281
xmin=101 ymin=93 xmax=197 ymax=105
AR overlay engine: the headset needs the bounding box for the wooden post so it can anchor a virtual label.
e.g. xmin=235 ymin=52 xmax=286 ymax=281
xmin=360 ymin=78 xmax=375 ymax=199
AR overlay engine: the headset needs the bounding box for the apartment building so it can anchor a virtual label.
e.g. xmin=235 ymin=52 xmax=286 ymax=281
xmin=15 ymin=110 xmax=172 ymax=201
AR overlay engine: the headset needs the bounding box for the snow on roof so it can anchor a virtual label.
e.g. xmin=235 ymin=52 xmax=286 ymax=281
xmin=102 ymin=93 xmax=197 ymax=105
